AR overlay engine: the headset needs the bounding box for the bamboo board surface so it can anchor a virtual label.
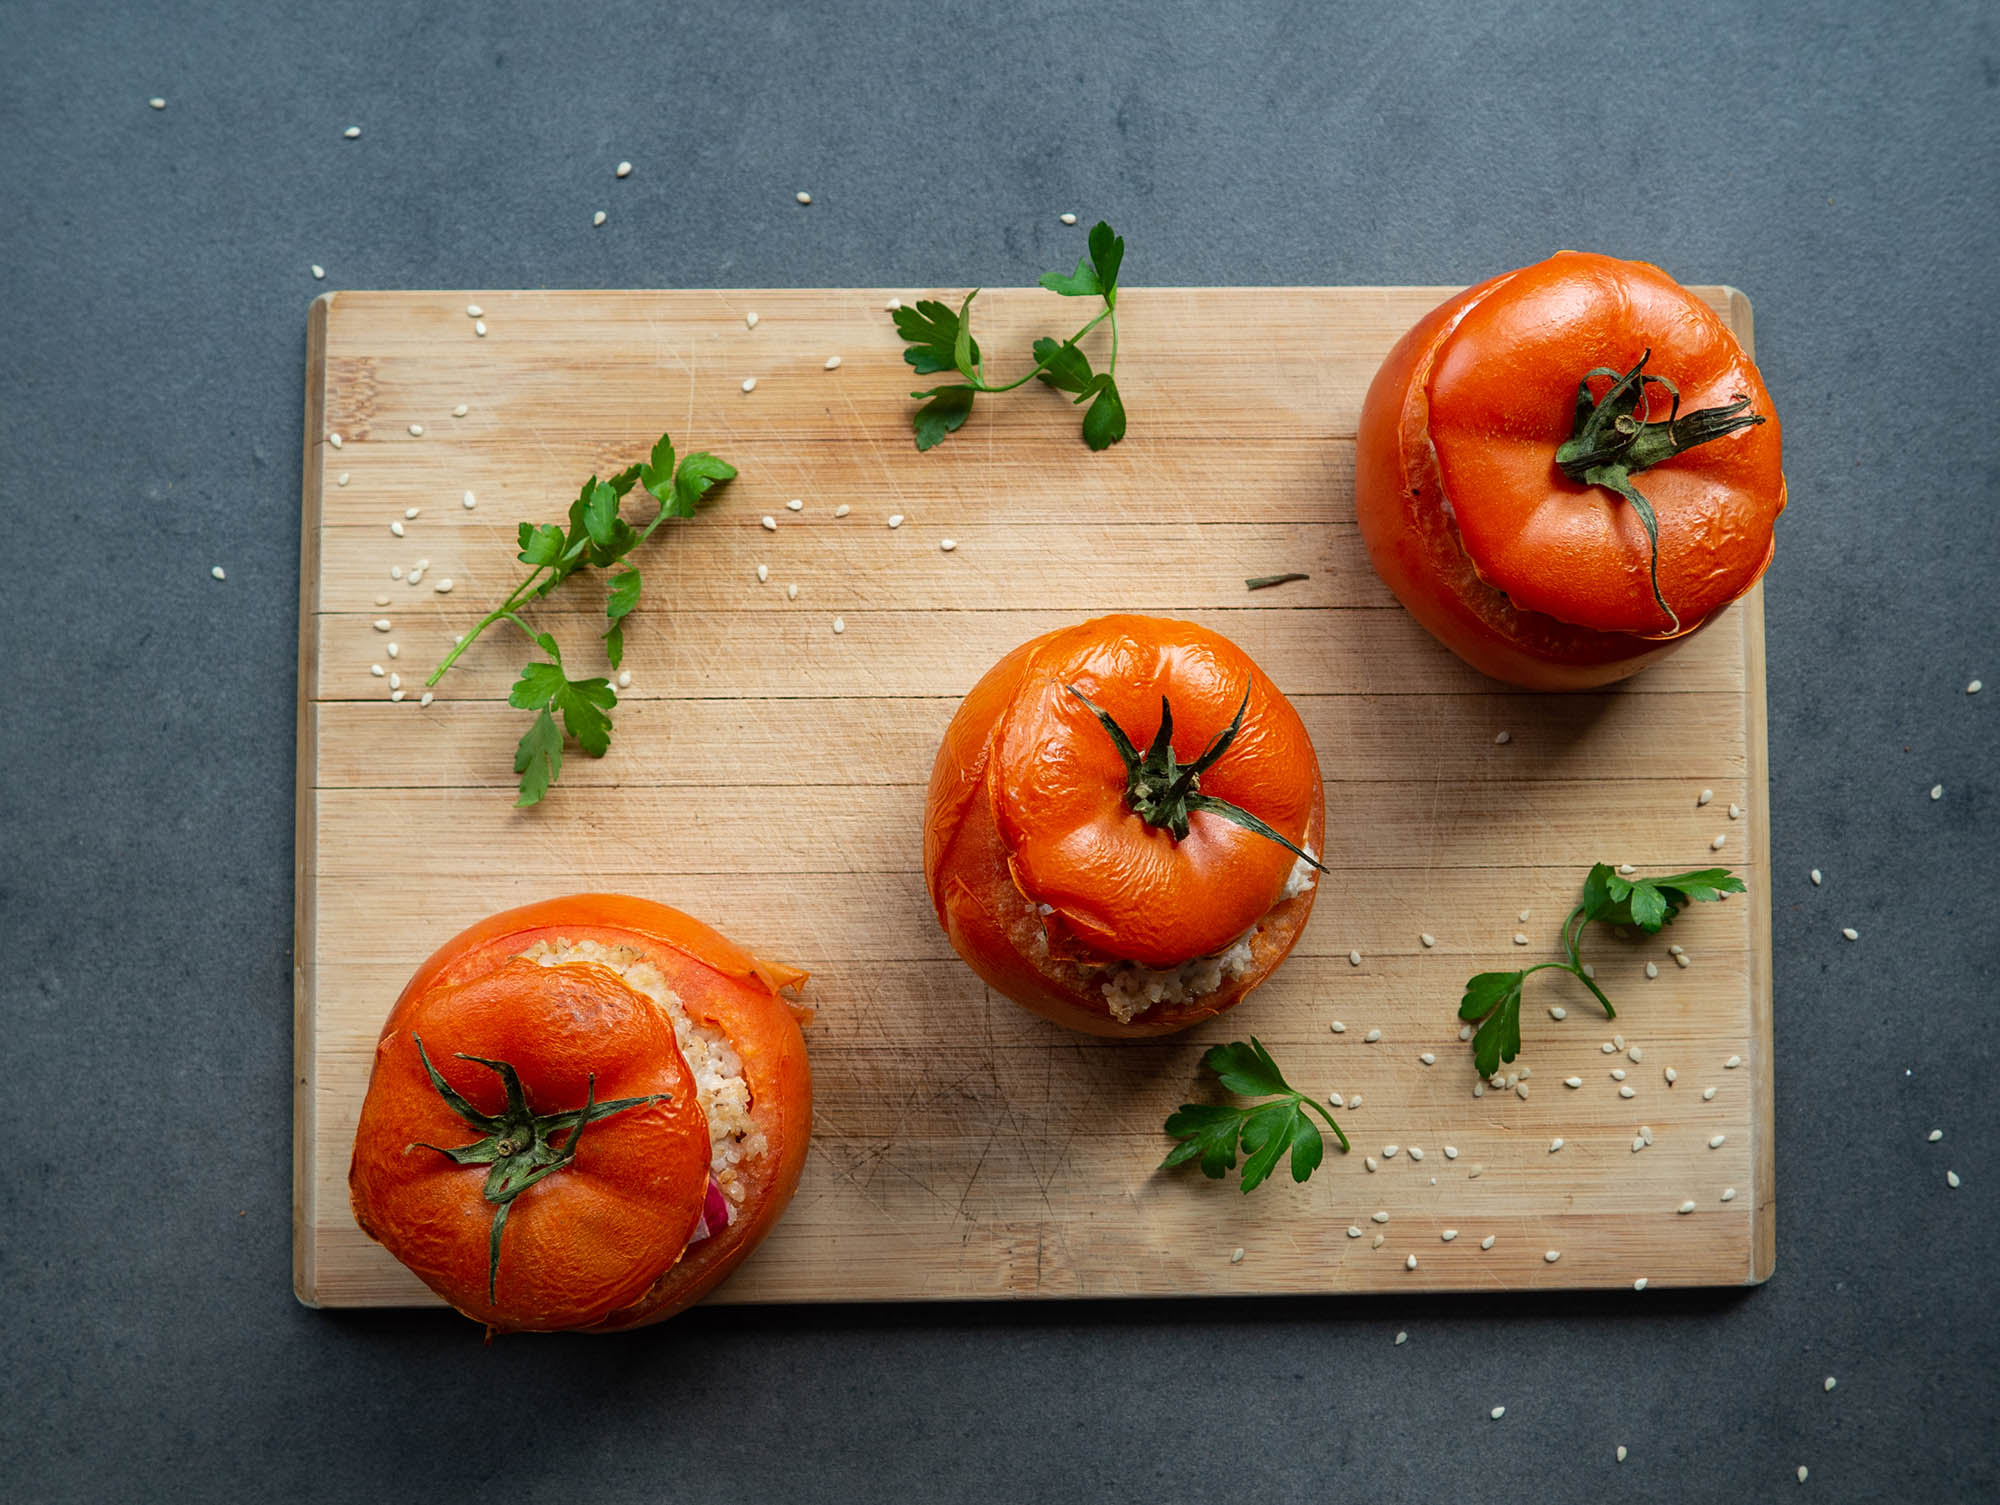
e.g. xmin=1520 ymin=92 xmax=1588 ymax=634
xmin=295 ymin=285 xmax=1774 ymax=1307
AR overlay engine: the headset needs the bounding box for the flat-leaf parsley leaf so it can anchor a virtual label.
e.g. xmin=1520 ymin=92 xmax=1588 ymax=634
xmin=1162 ymin=1038 xmax=1349 ymax=1193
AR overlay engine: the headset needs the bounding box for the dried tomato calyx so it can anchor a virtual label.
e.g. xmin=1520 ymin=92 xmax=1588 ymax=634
xmin=1064 ymin=684 xmax=1325 ymax=871
xmin=407 ymin=1036 xmax=671 ymax=1304
xmin=1553 ymin=349 xmax=1766 ymax=634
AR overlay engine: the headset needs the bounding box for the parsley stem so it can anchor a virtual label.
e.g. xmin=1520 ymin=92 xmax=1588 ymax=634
xmin=1298 ymin=1094 xmax=1351 ymax=1153
xmin=427 ymin=567 xmax=550 ymax=686
xmin=969 ymin=307 xmax=1113 ymax=394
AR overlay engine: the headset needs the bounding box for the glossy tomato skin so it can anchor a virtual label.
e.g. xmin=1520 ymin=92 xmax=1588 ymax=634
xmin=923 ymin=617 xmax=1325 ymax=1037
xmin=1355 ymin=253 xmax=1785 ymax=689
xmin=349 ymin=895 xmax=811 ymax=1333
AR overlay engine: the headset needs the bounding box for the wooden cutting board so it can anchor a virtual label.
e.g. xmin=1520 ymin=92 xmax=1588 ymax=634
xmin=294 ymin=284 xmax=1774 ymax=1307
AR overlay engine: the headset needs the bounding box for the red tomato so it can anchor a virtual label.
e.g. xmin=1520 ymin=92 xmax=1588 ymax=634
xmin=1355 ymin=252 xmax=1786 ymax=688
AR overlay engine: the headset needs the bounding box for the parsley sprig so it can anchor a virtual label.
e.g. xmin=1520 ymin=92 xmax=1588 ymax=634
xmin=892 ymin=220 xmax=1128 ymax=452
xmin=426 ymin=432 xmax=735 ymax=806
xmin=1459 ymin=863 xmax=1744 ymax=1078
xmin=1162 ymin=1038 xmax=1349 ymax=1193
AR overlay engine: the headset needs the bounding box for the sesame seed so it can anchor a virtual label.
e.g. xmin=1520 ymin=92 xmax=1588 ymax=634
xmin=1645 ymin=962 xmax=1658 ymax=979
xmin=209 ymin=565 xmax=226 ymax=580
xmin=832 ymin=617 xmax=845 ymax=634
xmin=1458 ymin=1024 xmax=1471 ymax=1040
xmin=824 ymin=356 xmax=842 ymax=370
xmin=760 ymin=516 xmax=777 ymax=531
xmin=311 ymin=264 xmax=325 ymax=280
xmin=1617 ymin=1446 xmax=1628 ymax=1462
xmin=593 ymin=211 xmax=606 ymax=227
xmin=344 ymin=126 xmax=361 ymax=139
xmin=1582 ymin=963 xmax=1595 ymax=979
xmin=388 ymin=673 xmax=401 ymax=689
xmin=1824 ymin=1377 xmax=1836 ymax=1392
xmin=834 ymin=504 xmax=851 ymax=518
xmin=1409 ymin=1146 xmax=1425 ymax=1161
xmin=1364 ymin=1028 xmax=1381 ymax=1043
xmin=1603 ymin=1042 xmax=1617 ymax=1054
xmin=1728 ymin=802 xmax=1742 ymax=819
xmin=453 ymin=405 xmax=468 ymax=418
xmin=1365 ymin=1157 xmax=1377 ymax=1171
xmin=1969 ymin=679 xmax=1983 ymax=694
xmin=1519 ymin=908 xmax=1532 ymax=922
xmin=1480 ymin=1235 xmax=1494 ymax=1249
xmin=1703 ymin=1087 xmax=1717 ymax=1100
xmin=419 ymin=692 xmax=433 ymax=707
xmin=1440 ymin=1230 xmax=1456 ymax=1242
xmin=387 ymin=643 xmax=399 ymax=658
xmin=615 ymin=160 xmax=632 ymax=178
xmin=940 ymin=539 xmax=958 ymax=552
xmin=1931 ymin=784 xmax=1943 ymax=800
xmin=1678 ymin=1201 xmax=1696 ymax=1214
xmin=1810 ymin=869 xmax=1822 ymax=885
xmin=1726 ymin=1055 xmax=1742 ymax=1068
xmin=1619 ymin=863 xmax=1635 ymax=875
xmin=407 ymin=569 xmax=422 ymax=585
xmin=746 ymin=311 xmax=759 ymax=329
xmin=1371 ymin=1210 xmax=1389 ymax=1223
xmin=1467 ymin=1165 xmax=1482 ymax=1178
xmin=616 ymin=671 xmax=631 ymax=689
xmin=1473 ymin=1082 xmax=1484 ymax=1097
xmin=466 ymin=305 xmax=483 ymax=318
xmin=786 ymin=584 xmax=798 ymax=600
xmin=1634 ymin=1277 xmax=1648 ymax=1290
xmin=1383 ymin=1144 xmax=1398 ymax=1158
xmin=1419 ymin=1053 xmax=1435 ymax=1066
xmin=370 ymin=665 xmax=384 ymax=677
xmin=390 ymin=521 xmax=404 ymax=537
xmin=1329 ymin=1092 xmax=1343 ymax=1108
xmin=1930 ymin=1129 xmax=1943 ymax=1142
xmin=1665 ymin=1067 xmax=1677 ymax=1084
xmin=390 ymin=689 xmax=404 ymax=701
xmin=885 ymin=298 xmax=902 ymax=311
xmin=1060 ymin=212 xmax=1077 ymax=225
xmin=1406 ymin=1254 xmax=1418 ymax=1270
xmin=1632 ymin=1137 xmax=1646 ymax=1153
xmin=795 ymin=191 xmax=812 ymax=204
xmin=404 ymin=507 xmax=420 ymax=519
xmin=338 ymin=473 xmax=350 ymax=486
xmin=1443 ymin=1146 xmax=1457 ymax=1159
xmin=1721 ymin=1187 xmax=1737 ymax=1201
xmin=1347 ymin=1226 xmax=1361 ymax=1238
xmin=1711 ymin=834 xmax=1727 ymax=850
xmin=1516 ymin=1082 xmax=1530 ymax=1099
xmin=149 ymin=97 xmax=166 ymax=109
xmin=742 ymin=378 xmax=758 ymax=393
xmin=1349 ymin=950 xmax=1362 ymax=966
xmin=1420 ymin=932 xmax=1436 ymax=947
xmin=1629 ymin=1045 xmax=1643 ymax=1062
xmin=374 ymin=596 xmax=389 ymax=606
xmin=1565 ymin=1076 xmax=1582 ymax=1088
xmin=474 ymin=321 xmax=486 ymax=336
xmin=1948 ymin=1170 xmax=1961 ymax=1188
xmin=1698 ymin=788 xmax=1713 ymax=805
xmin=784 ymin=498 xmax=804 ymax=512
xmin=888 ymin=514 xmax=904 ymax=529
xmin=1490 ymin=1407 xmax=1505 ymax=1420
xmin=1330 ymin=1020 xmax=1346 ymax=1032
xmin=463 ymin=491 xmax=476 ymax=509
xmin=410 ymin=424 xmax=425 ymax=439
xmin=1494 ymin=730 xmax=1511 ymax=745
xmin=328 ymin=433 xmax=343 ymax=449
xmin=755 ymin=564 xmax=769 ymax=584
xmin=1513 ymin=932 xmax=1529 ymax=946
xmin=1549 ymin=1138 xmax=1563 ymax=1153
xmin=1620 ymin=1085 xmax=1636 ymax=1098
xmin=1675 ymin=952 xmax=1691 ymax=969
xmin=1229 ymin=1247 xmax=1244 ymax=1264
xmin=372 ymin=619 xmax=391 ymax=632
xmin=1709 ymin=1134 xmax=1726 ymax=1149
xmin=1543 ymin=1249 xmax=1560 ymax=1262
xmin=1842 ymin=927 xmax=1859 ymax=941
xmin=1373 ymin=1234 xmax=1385 ymax=1248
xmin=1797 ymin=1466 xmax=1808 ymax=1484
xmin=1612 ymin=1068 xmax=1626 ymax=1081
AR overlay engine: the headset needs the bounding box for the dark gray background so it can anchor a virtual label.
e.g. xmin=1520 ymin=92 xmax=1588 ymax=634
xmin=3 ymin=0 xmax=1994 ymax=1500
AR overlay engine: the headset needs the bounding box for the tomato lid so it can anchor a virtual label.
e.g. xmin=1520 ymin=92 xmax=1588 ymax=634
xmin=1424 ymin=252 xmax=1785 ymax=637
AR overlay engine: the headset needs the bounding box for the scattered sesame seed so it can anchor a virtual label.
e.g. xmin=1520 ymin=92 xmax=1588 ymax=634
xmin=1494 ymin=730 xmax=1511 ymax=745
xmin=1612 ymin=1068 xmax=1626 ymax=1080
xmin=388 ymin=673 xmax=400 ymax=689
xmin=1544 ymin=1249 xmax=1561 ymax=1262
xmin=387 ymin=643 xmax=399 ymax=658
xmin=1729 ymin=802 xmax=1742 ymax=819
xmin=741 ymin=377 xmax=758 ymax=393
xmin=940 ymin=539 xmax=958 ymax=552
xmin=1443 ymin=1146 xmax=1458 ymax=1159
xmin=1810 ymin=869 xmax=1822 ymax=885
xmin=1603 ymin=1042 xmax=1617 ymax=1054
xmin=466 ymin=305 xmax=482 ymax=318
xmin=1371 ymin=1210 xmax=1389 ymax=1223
xmin=1564 ymin=1076 xmax=1582 ymax=1089
xmin=390 ymin=689 xmax=404 ymax=701
xmin=1373 ymin=1234 xmax=1385 ymax=1248
xmin=832 ymin=617 xmax=845 ymax=635
xmin=344 ymin=126 xmax=361 ymax=139
xmin=370 ymin=664 xmax=384 ymax=677
xmin=1726 ymin=1055 xmax=1742 ymax=1068
xmin=1394 ymin=1329 xmax=1408 ymax=1343
xmin=1931 ymin=784 xmax=1943 ymax=800
xmin=1675 ymin=952 xmax=1691 ymax=969
xmin=1458 ymin=1024 xmax=1471 ymax=1040
xmin=1409 ymin=1146 xmax=1425 ymax=1162
xmin=1678 ymin=1201 xmax=1696 ymax=1214
xmin=1703 ymin=1086 xmax=1718 ymax=1100
xmin=885 ymin=298 xmax=902 ymax=311
xmin=888 ymin=514 xmax=904 ymax=529
xmin=760 ymin=516 xmax=777 ymax=531
xmin=784 ymin=498 xmax=804 ymax=512
xmin=1549 ymin=1138 xmax=1563 ymax=1153
xmin=1490 ymin=1407 xmax=1505 ymax=1420
xmin=795 ymin=190 xmax=812 ymax=205
xmin=408 ymin=569 xmax=422 ymax=585
xmin=338 ymin=473 xmax=350 ymax=486
xmin=1711 ymin=834 xmax=1727 ymax=850
xmin=755 ymin=564 xmax=769 ymax=584
xmin=1365 ymin=1157 xmax=1377 ymax=1172
xmin=1347 ymin=1226 xmax=1362 ymax=1238
xmin=616 ymin=160 xmax=632 ymax=178
xmin=1721 ymin=1187 xmax=1736 ymax=1201
xmin=311 ymin=264 xmax=326 ymax=280
xmin=1473 ymin=1082 xmax=1484 ymax=1097
xmin=1582 ymin=963 xmax=1595 ymax=979
xmin=1364 ymin=1028 xmax=1381 ymax=1043
xmin=1947 ymin=1170 xmax=1961 ymax=1188
xmin=1665 ymin=1067 xmax=1678 ymax=1084
xmin=149 ymin=97 xmax=166 ymax=109
xmin=372 ymin=619 xmax=391 ymax=632
xmin=1513 ymin=932 xmax=1529 ymax=946
xmin=1383 ymin=1144 xmax=1398 ymax=1158
xmin=374 ymin=596 xmax=389 ymax=607
xmin=1842 ymin=927 xmax=1859 ymax=941
xmin=1516 ymin=1082 xmax=1530 ymax=1100
xmin=1619 ymin=863 xmax=1635 ymax=875
xmin=1328 ymin=1092 xmax=1343 ymax=1108
xmin=328 ymin=433 xmax=343 ymax=449
xmin=1632 ymin=1137 xmax=1646 ymax=1152
xmin=390 ymin=521 xmax=405 ymax=537
xmin=1440 ymin=1230 xmax=1456 ymax=1243
xmin=1330 ymin=1020 xmax=1346 ymax=1032
xmin=1419 ymin=1053 xmax=1435 ymax=1066
xmin=834 ymin=503 xmax=851 ymax=518
xmin=1230 ymin=1247 xmax=1244 ymax=1264
xmin=1620 ymin=1085 xmax=1635 ymax=1098
xmin=746 ymin=311 xmax=758 ymax=329
xmin=1824 ymin=1377 xmax=1836 ymax=1392
xmin=474 ymin=321 xmax=487 ymax=336
xmin=209 ymin=565 xmax=227 ymax=581
xmin=593 ymin=210 xmax=607 ymax=227
xmin=1617 ymin=1446 xmax=1627 ymax=1462
xmin=824 ymin=355 xmax=842 ymax=370
xmin=1349 ymin=950 xmax=1362 ymax=966
xmin=786 ymin=584 xmax=798 ymax=600
xmin=1419 ymin=932 xmax=1438 ymax=949
xmin=1406 ymin=1254 xmax=1418 ymax=1270
xmin=1797 ymin=1466 xmax=1808 ymax=1484
xmin=462 ymin=491 xmax=476 ymax=509
xmin=1634 ymin=1277 xmax=1648 ymax=1290
xmin=1060 ymin=212 xmax=1077 ymax=225
xmin=419 ymin=692 xmax=433 ymax=706
xmin=1628 ymin=1045 xmax=1643 ymax=1062
xmin=1481 ymin=1235 xmax=1494 ymax=1249
xmin=404 ymin=507 xmax=420 ymax=519
xmin=1698 ymin=788 xmax=1713 ymax=806
xmin=616 ymin=670 xmax=631 ymax=689
xmin=1467 ymin=1165 xmax=1483 ymax=1179
xmin=1708 ymin=1134 xmax=1726 ymax=1149
xmin=1645 ymin=962 xmax=1659 ymax=979
xmin=1968 ymin=679 xmax=1982 ymax=694
xmin=453 ymin=405 xmax=468 ymax=418
xmin=1930 ymin=1128 xmax=1943 ymax=1142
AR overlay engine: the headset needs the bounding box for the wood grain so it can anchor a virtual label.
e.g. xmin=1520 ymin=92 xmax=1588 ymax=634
xmin=295 ymin=285 xmax=1775 ymax=1308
